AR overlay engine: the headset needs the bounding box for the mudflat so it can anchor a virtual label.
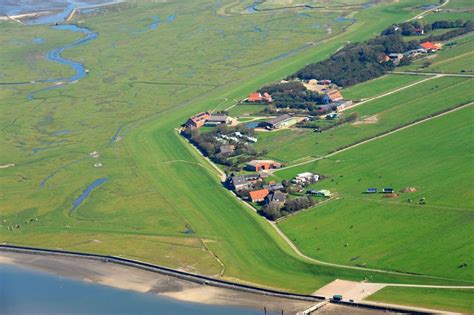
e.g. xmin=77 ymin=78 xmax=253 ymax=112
xmin=0 ymin=251 xmax=314 ymax=314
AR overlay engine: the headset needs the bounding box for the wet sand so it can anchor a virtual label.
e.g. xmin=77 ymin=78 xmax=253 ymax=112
xmin=0 ymin=251 xmax=314 ymax=314
xmin=0 ymin=251 xmax=398 ymax=314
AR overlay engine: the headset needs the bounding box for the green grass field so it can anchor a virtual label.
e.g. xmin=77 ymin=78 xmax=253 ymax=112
xmin=277 ymin=106 xmax=474 ymax=280
xmin=0 ymin=0 xmax=471 ymax=303
xmin=256 ymin=76 xmax=473 ymax=162
xmin=227 ymin=104 xmax=266 ymax=116
xmin=400 ymin=34 xmax=474 ymax=73
xmin=341 ymin=74 xmax=423 ymax=100
xmin=367 ymin=287 xmax=474 ymax=313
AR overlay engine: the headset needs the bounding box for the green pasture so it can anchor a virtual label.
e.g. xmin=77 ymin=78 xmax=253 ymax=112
xmin=0 ymin=0 xmax=470 ymax=299
xmin=277 ymin=106 xmax=474 ymax=279
xmin=256 ymin=76 xmax=473 ymax=162
xmin=341 ymin=74 xmax=423 ymax=100
xmin=228 ymin=104 xmax=266 ymax=116
xmin=400 ymin=34 xmax=474 ymax=73
xmin=367 ymin=287 xmax=474 ymax=314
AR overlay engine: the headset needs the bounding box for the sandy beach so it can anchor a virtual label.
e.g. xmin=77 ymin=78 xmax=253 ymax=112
xmin=0 ymin=251 xmax=315 ymax=314
xmin=0 ymin=250 xmax=402 ymax=314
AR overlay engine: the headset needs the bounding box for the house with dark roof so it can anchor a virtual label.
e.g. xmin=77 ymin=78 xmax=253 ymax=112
xmin=259 ymin=114 xmax=298 ymax=130
xmin=265 ymin=191 xmax=286 ymax=205
xmin=229 ymin=174 xmax=261 ymax=191
xmin=205 ymin=114 xmax=231 ymax=127
xmin=263 ymin=183 xmax=284 ymax=192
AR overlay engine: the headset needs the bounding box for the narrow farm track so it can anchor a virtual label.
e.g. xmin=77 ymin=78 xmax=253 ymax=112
xmin=236 ymin=188 xmax=474 ymax=285
xmin=391 ymin=71 xmax=474 ymax=77
xmin=274 ymin=102 xmax=474 ymax=173
xmin=339 ymin=74 xmax=440 ymax=112
xmin=406 ymin=0 xmax=450 ymax=22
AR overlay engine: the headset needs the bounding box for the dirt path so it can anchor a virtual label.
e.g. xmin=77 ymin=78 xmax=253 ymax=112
xmin=231 ymin=187 xmax=474 ymax=284
xmin=273 ymin=102 xmax=473 ymax=173
xmin=0 ymin=164 xmax=15 ymax=169
xmin=340 ymin=74 xmax=440 ymax=113
xmin=426 ymin=51 xmax=474 ymax=68
xmin=391 ymin=71 xmax=474 ymax=77
xmin=406 ymin=0 xmax=450 ymax=22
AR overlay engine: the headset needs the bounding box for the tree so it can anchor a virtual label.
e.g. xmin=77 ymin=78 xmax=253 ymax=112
xmin=260 ymin=202 xmax=282 ymax=220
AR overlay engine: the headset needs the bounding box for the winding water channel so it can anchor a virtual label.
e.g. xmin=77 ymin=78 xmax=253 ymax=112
xmin=1 ymin=1 xmax=111 ymax=99
xmin=28 ymin=24 xmax=98 ymax=99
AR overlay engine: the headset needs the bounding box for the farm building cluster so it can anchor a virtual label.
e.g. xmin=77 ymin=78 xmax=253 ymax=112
xmin=185 ymin=112 xmax=233 ymax=129
xmin=181 ymin=116 xmax=267 ymax=170
xmin=226 ymin=170 xmax=331 ymax=220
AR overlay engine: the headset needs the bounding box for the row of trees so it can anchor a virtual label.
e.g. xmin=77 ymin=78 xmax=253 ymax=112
xmin=257 ymin=81 xmax=326 ymax=111
xmin=290 ymin=34 xmax=413 ymax=87
xmin=181 ymin=124 xmax=260 ymax=169
xmin=382 ymin=19 xmax=471 ymax=36
xmin=259 ymin=196 xmax=316 ymax=220
xmin=289 ymin=19 xmax=472 ymax=88
xmin=427 ymin=20 xmax=473 ymax=42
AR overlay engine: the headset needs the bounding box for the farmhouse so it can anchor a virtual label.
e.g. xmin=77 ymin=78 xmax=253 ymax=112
xmin=366 ymin=188 xmax=378 ymax=193
xmin=420 ymin=41 xmax=442 ymax=52
xmin=303 ymin=79 xmax=330 ymax=93
xmin=324 ymin=89 xmax=344 ymax=103
xmin=383 ymin=187 xmax=394 ymax=193
xmin=246 ymin=92 xmax=273 ymax=103
xmin=265 ymin=191 xmax=286 ymax=205
xmin=317 ymin=104 xmax=332 ymax=112
xmin=388 ymin=53 xmax=404 ymax=65
xmin=249 ymin=188 xmax=269 ymax=202
xmin=205 ymin=114 xmax=231 ymax=127
xmin=245 ymin=160 xmax=282 ymax=172
xmin=186 ymin=112 xmax=210 ymax=129
xmin=263 ymin=182 xmax=284 ymax=192
xmin=260 ymin=114 xmax=298 ymax=130
xmin=186 ymin=112 xmax=232 ymax=128
xmin=415 ymin=28 xmax=424 ymax=35
xmin=229 ymin=173 xmax=261 ymax=191
xmin=333 ymin=100 xmax=353 ymax=112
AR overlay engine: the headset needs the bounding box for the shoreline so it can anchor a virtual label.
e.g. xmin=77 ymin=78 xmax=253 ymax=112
xmin=0 ymin=248 xmax=317 ymax=314
xmin=0 ymin=1 xmax=124 ymax=23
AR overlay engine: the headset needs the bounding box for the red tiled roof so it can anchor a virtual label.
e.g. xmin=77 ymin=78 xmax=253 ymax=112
xmin=248 ymin=92 xmax=272 ymax=102
xmin=420 ymin=42 xmax=439 ymax=50
xmin=327 ymin=89 xmax=343 ymax=102
xmin=249 ymin=189 xmax=269 ymax=202
xmin=248 ymin=92 xmax=263 ymax=102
